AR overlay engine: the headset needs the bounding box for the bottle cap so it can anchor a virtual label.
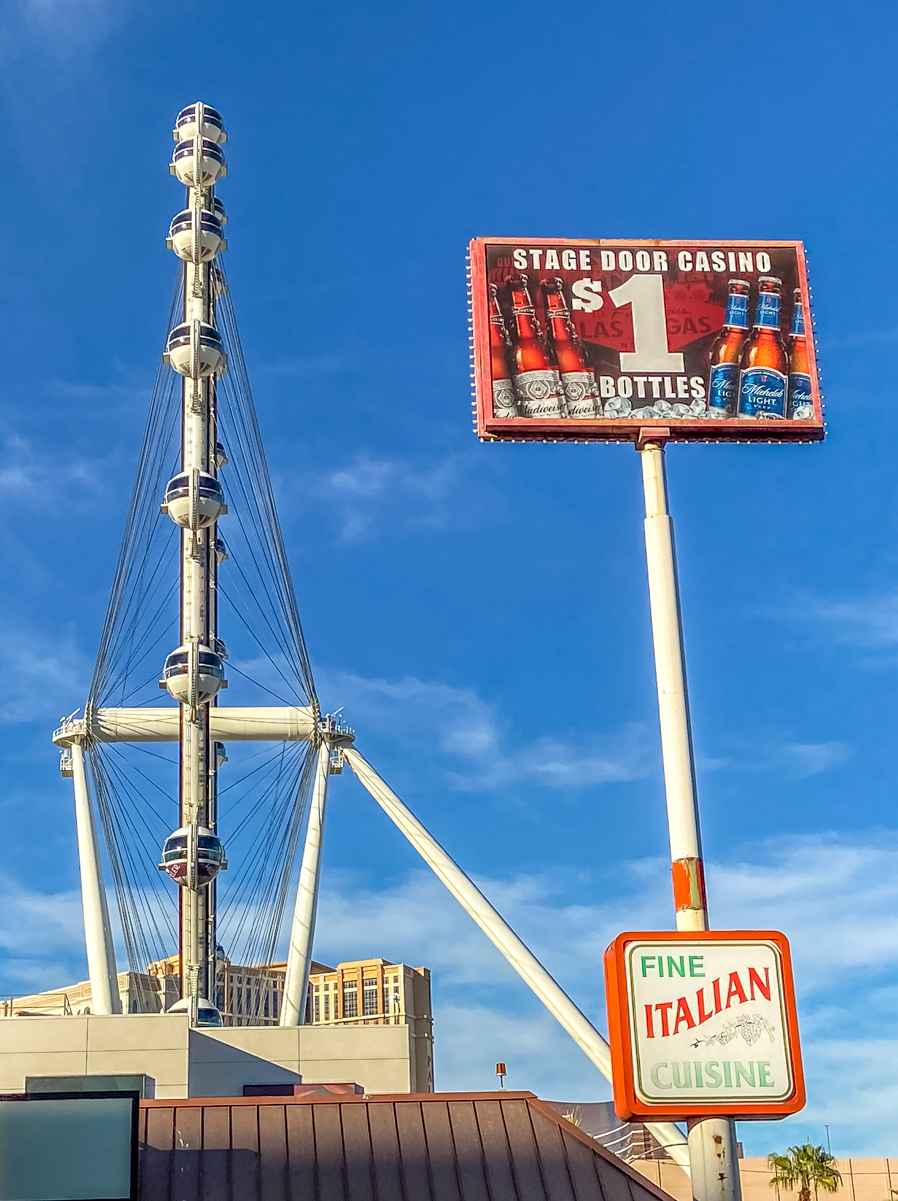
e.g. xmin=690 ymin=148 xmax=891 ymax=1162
xmin=758 ymin=275 xmax=783 ymax=289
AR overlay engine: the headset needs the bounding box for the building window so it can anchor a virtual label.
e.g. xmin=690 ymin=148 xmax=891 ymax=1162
xmin=323 ymin=991 xmax=330 ymax=1022
xmin=343 ymin=980 xmax=358 ymax=1018
xmin=363 ymin=980 xmax=378 ymax=1017
xmin=313 ymin=986 xmax=320 ymax=1023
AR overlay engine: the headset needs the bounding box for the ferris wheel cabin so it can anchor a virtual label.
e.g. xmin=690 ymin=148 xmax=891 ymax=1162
xmin=173 ymin=103 xmax=227 ymax=144
xmin=170 ymin=138 xmax=226 ymax=188
xmin=162 ymin=471 xmax=226 ymax=528
xmin=164 ymin=322 xmax=226 ymax=377
xmin=159 ymin=825 xmax=227 ymax=886
xmin=160 ymin=643 xmax=227 ymax=704
xmin=167 ymin=208 xmax=227 ymax=262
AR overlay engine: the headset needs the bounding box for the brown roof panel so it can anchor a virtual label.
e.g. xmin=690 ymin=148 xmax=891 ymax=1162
xmin=137 ymin=1091 xmax=679 ymax=1201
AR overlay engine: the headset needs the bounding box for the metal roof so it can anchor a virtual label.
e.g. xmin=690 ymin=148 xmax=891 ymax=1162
xmin=139 ymin=1090 xmax=677 ymax=1201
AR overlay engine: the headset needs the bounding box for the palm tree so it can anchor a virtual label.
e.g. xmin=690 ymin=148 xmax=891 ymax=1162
xmin=769 ymin=1145 xmax=843 ymax=1201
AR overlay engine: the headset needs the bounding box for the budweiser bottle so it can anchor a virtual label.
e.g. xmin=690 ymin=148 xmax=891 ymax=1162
xmin=787 ymin=288 xmax=813 ymax=419
xmin=488 ymin=284 xmax=517 ymax=417
xmin=706 ymin=279 xmax=750 ymax=417
xmin=542 ymin=278 xmax=600 ymax=417
xmin=508 ymin=274 xmax=565 ymax=418
xmin=737 ymin=276 xmax=788 ymax=419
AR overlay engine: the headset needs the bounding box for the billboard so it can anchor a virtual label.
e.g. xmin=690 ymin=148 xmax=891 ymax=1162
xmin=604 ymin=931 xmax=804 ymax=1120
xmin=469 ymin=238 xmax=824 ymax=443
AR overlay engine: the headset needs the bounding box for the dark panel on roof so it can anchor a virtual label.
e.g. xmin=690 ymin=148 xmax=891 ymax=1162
xmin=447 ymin=1101 xmax=490 ymax=1201
xmin=136 ymin=1093 xmax=678 ymax=1201
xmin=258 ymin=1104 xmax=288 ymax=1201
xmin=472 ymin=1099 xmax=518 ymax=1201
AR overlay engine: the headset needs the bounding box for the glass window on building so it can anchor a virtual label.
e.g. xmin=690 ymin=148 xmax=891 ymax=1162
xmin=313 ymin=986 xmax=320 ymax=1023
xmin=323 ymin=991 xmax=330 ymax=1022
xmin=343 ymin=979 xmax=358 ymax=1018
xmin=363 ymin=979 xmax=378 ymax=1017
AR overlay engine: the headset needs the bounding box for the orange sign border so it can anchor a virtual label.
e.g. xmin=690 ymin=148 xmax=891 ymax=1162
xmin=469 ymin=237 xmax=825 ymax=444
xmin=604 ymin=930 xmax=805 ymax=1120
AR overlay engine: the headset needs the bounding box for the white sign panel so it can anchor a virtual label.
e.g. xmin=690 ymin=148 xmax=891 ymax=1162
xmin=624 ymin=936 xmax=795 ymax=1108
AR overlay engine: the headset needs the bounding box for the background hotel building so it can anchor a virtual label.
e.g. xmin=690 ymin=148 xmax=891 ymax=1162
xmin=1 ymin=955 xmax=434 ymax=1093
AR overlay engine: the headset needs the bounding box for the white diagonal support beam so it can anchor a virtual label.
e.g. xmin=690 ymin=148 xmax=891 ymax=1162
xmin=280 ymin=741 xmax=330 ymax=1026
xmin=344 ymin=746 xmax=689 ymax=1170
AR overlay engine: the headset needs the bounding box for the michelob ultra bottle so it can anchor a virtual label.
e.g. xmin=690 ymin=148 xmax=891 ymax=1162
xmin=508 ymin=274 xmax=565 ymax=418
xmin=706 ymin=279 xmax=750 ymax=417
xmin=787 ymin=288 xmax=813 ymax=419
xmin=737 ymin=276 xmax=788 ymax=419
xmin=542 ymin=277 xmax=601 ymax=418
xmin=489 ymin=284 xmax=517 ymax=417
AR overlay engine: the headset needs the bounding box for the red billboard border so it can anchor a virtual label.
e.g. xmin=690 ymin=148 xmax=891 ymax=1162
xmin=469 ymin=238 xmax=825 ymax=444
xmin=603 ymin=930 xmax=806 ymax=1121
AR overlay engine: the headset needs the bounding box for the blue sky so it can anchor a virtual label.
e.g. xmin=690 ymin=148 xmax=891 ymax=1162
xmin=3 ymin=0 xmax=898 ymax=1159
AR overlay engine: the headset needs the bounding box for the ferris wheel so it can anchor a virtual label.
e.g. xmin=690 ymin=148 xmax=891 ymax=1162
xmin=50 ymin=101 xmax=687 ymax=1168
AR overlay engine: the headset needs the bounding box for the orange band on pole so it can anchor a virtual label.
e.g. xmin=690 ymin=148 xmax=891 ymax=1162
xmin=671 ymin=857 xmax=706 ymax=912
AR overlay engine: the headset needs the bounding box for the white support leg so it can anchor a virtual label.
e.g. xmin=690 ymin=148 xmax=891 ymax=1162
xmin=344 ymin=746 xmax=689 ymax=1170
xmin=71 ymin=741 xmax=121 ymax=1015
xmin=280 ymin=742 xmax=330 ymax=1026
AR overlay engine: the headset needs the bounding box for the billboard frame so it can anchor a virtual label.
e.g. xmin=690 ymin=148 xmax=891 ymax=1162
xmin=470 ymin=237 xmax=825 ymax=444
xmin=604 ymin=930 xmax=805 ymax=1120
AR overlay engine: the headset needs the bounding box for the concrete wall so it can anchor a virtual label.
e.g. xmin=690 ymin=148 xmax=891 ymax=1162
xmin=631 ymin=1158 xmax=898 ymax=1201
xmin=0 ymin=1015 xmax=416 ymax=1099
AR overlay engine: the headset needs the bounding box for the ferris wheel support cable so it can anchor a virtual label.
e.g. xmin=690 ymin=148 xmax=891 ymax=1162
xmin=214 ymin=395 xmax=307 ymax=683
xmin=216 ymin=515 xmax=305 ymax=693
xmin=95 ymin=751 xmax=178 ymax=946
xmin=219 ymin=747 xmax=304 ymax=821
xmin=225 ymin=659 xmax=297 ymax=708
xmin=100 ymin=557 xmax=179 ymax=705
xmin=213 ymin=310 xmax=315 ymax=702
xmin=105 ymin=745 xmax=178 ymax=805
xmin=91 ymin=284 xmax=182 ymax=700
xmin=344 ymin=747 xmax=690 ymax=1171
xmin=91 ymin=750 xmax=172 ymax=1009
xmin=218 ymin=752 xmax=305 ymax=942
xmin=280 ymin=740 xmax=329 ymax=1026
xmin=220 ymin=750 xmax=307 ymax=958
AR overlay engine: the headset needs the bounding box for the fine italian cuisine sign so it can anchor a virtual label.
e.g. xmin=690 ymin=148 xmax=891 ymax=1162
xmin=604 ymin=931 xmax=805 ymax=1119
xmin=469 ymin=238 xmax=824 ymax=443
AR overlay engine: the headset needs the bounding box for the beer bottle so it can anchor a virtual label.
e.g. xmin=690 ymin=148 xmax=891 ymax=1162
xmin=542 ymin=278 xmax=601 ymax=418
xmin=737 ymin=276 xmax=788 ymax=419
xmin=706 ymin=279 xmax=750 ymax=417
xmin=488 ymin=284 xmax=517 ymax=417
xmin=787 ymin=288 xmax=813 ymax=419
xmin=507 ymin=274 xmax=565 ymax=418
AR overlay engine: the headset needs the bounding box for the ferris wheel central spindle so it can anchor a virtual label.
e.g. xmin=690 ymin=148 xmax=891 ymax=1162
xmin=158 ymin=101 xmax=230 ymax=1025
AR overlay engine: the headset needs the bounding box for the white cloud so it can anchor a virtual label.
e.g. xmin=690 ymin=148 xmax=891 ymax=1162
xmin=0 ymin=625 xmax=90 ymax=725
xmin=313 ymin=451 xmax=499 ymax=542
xmin=0 ymin=433 xmax=106 ymax=508
xmin=320 ymin=666 xmax=655 ymax=792
xmin=781 ymin=741 xmax=850 ymax=777
xmin=805 ymin=590 xmax=898 ymax=648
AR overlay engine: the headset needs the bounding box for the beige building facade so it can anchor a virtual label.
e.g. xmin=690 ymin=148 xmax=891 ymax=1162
xmin=0 ymin=1012 xmax=429 ymax=1097
xmin=632 ymin=1158 xmax=898 ymax=1201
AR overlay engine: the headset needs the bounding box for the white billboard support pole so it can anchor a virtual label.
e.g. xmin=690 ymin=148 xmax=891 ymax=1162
xmin=70 ymin=740 xmax=121 ymax=1015
xmin=344 ymin=746 xmax=690 ymax=1171
xmin=280 ymin=741 xmax=330 ymax=1026
xmin=639 ymin=437 xmax=741 ymax=1201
